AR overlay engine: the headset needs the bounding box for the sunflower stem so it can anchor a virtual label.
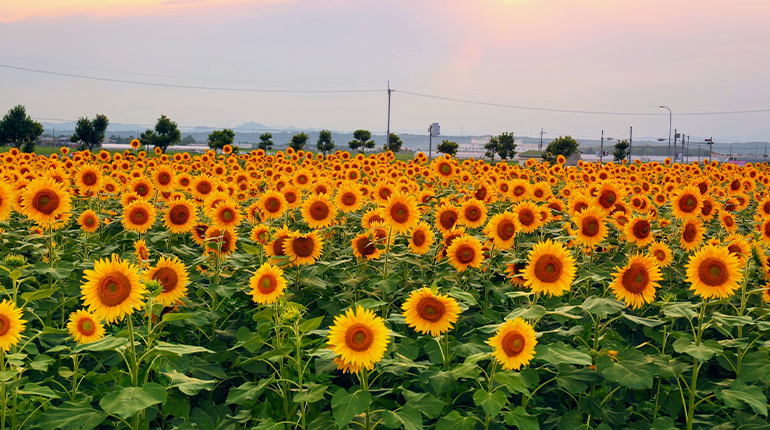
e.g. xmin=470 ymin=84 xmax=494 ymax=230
xmin=127 ymin=313 xmax=140 ymax=430
xmin=686 ymin=300 xmax=708 ymax=430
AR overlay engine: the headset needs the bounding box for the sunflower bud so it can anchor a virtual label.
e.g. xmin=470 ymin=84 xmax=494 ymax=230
xmin=145 ymin=280 xmax=163 ymax=298
xmin=3 ymin=253 xmax=28 ymax=268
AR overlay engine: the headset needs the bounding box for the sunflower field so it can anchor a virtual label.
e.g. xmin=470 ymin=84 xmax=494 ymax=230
xmin=0 ymin=145 xmax=769 ymax=430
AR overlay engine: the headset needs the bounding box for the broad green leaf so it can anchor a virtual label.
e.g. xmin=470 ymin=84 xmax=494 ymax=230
xmin=293 ymin=383 xmax=327 ymax=403
xmin=673 ymin=338 xmax=722 ymax=362
xmin=298 ymin=316 xmax=324 ymax=333
xmin=21 ymin=288 xmax=57 ymax=303
xmin=716 ymin=380 xmax=768 ymax=416
xmin=712 ymin=312 xmax=753 ymax=329
xmin=662 ymin=302 xmax=697 ymax=320
xmin=650 ymin=417 xmax=677 ymax=430
xmin=597 ymin=351 xmax=655 ymax=389
xmin=381 ymin=405 xmax=422 ymax=430
xmin=739 ymin=351 xmax=770 ymax=382
xmin=164 ymin=370 xmax=215 ymax=395
xmin=535 ymin=342 xmax=592 ymax=366
xmin=99 ymin=383 xmax=167 ymax=419
xmin=580 ymin=296 xmax=624 ymax=319
xmin=18 ymin=382 xmax=60 ymax=398
xmin=436 ymin=411 xmax=476 ymax=430
xmin=402 ymin=390 xmax=445 ymax=419
xmin=253 ymin=419 xmax=284 ymax=430
xmin=494 ymin=371 xmax=530 ymax=395
xmin=331 ymin=388 xmax=372 ymax=428
xmin=30 ymin=354 xmax=55 ymax=371
xmin=555 ymin=366 xmax=603 ymax=394
xmin=226 ymin=378 xmax=273 ymax=405
xmin=73 ymin=336 xmax=127 ymax=353
xmin=473 ymin=389 xmax=507 ymax=417
xmin=161 ymin=312 xmax=198 ymax=323
xmin=507 ymin=305 xmax=547 ymax=320
xmin=504 ymin=406 xmax=540 ymax=430
xmin=37 ymin=399 xmax=107 ymax=430
xmin=154 ymin=341 xmax=213 ymax=356
xmin=621 ymin=312 xmax=663 ymax=327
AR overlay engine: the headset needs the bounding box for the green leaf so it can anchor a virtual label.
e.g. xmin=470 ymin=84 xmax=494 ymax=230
xmin=662 ymin=302 xmax=697 ymax=320
xmin=712 ymin=312 xmax=754 ymax=329
xmin=160 ymin=312 xmax=198 ymax=323
xmin=716 ymin=380 xmax=768 ymax=416
xmin=331 ymin=388 xmax=372 ymax=428
xmin=72 ymin=336 xmax=127 ymax=353
xmin=402 ymin=390 xmax=445 ymax=419
xmin=504 ymin=406 xmax=540 ymax=430
xmin=535 ymin=342 xmax=592 ymax=366
xmin=30 ymin=354 xmax=55 ymax=371
xmin=673 ymin=338 xmax=722 ymax=362
xmin=154 ymin=341 xmax=213 ymax=356
xmin=21 ymin=288 xmax=57 ymax=303
xmin=298 ymin=316 xmax=324 ymax=333
xmin=507 ymin=305 xmax=547 ymax=320
xmin=17 ymin=382 xmax=60 ymax=398
xmin=494 ymin=371 xmax=531 ymax=395
xmin=164 ymin=370 xmax=215 ymax=396
xmin=436 ymin=411 xmax=476 ymax=430
xmin=739 ymin=351 xmax=770 ymax=382
xmin=381 ymin=405 xmax=422 ymax=430
xmin=580 ymin=296 xmax=624 ymax=319
xmin=37 ymin=399 xmax=107 ymax=430
xmin=226 ymin=378 xmax=273 ymax=405
xmin=555 ymin=366 xmax=603 ymax=394
xmin=99 ymin=383 xmax=168 ymax=419
xmin=162 ymin=390 xmax=190 ymax=419
xmin=253 ymin=419 xmax=285 ymax=430
xmin=621 ymin=312 xmax=663 ymax=327
xmin=650 ymin=417 xmax=677 ymax=430
xmin=293 ymin=383 xmax=327 ymax=404
xmin=473 ymin=389 xmax=507 ymax=417
xmin=597 ymin=351 xmax=655 ymax=389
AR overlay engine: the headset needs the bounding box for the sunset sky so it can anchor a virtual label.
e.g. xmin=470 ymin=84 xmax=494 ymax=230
xmin=1 ymin=0 xmax=769 ymax=142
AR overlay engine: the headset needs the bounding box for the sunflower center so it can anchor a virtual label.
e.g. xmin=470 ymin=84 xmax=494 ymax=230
xmin=698 ymin=258 xmax=728 ymax=286
xmin=534 ymin=255 xmax=562 ymax=283
xmin=501 ymin=332 xmax=526 ymax=357
xmin=258 ymin=274 xmax=277 ymax=294
xmin=356 ymin=237 xmax=376 ymax=257
xmin=170 ymin=204 xmax=190 ymax=224
xmin=497 ymin=220 xmax=516 ymax=241
xmin=417 ymin=297 xmax=445 ymax=322
xmin=455 ymin=244 xmax=476 ymax=264
xmin=342 ymin=192 xmax=356 ymax=206
xmin=574 ymin=202 xmax=588 ymax=213
xmin=221 ymin=208 xmax=235 ymax=222
xmin=33 ymin=190 xmax=60 ymax=215
xmin=83 ymin=172 xmax=97 ymax=186
xmin=621 ymin=263 xmax=649 ymax=294
xmin=78 ymin=318 xmax=96 ymax=336
xmin=727 ymin=244 xmax=742 ymax=255
xmin=390 ymin=202 xmax=410 ymax=223
xmin=345 ymin=323 xmax=374 ymax=352
xmin=309 ymin=201 xmax=330 ymax=220
xmin=465 ymin=206 xmax=482 ymax=222
xmin=679 ymin=194 xmax=697 ymax=212
xmin=154 ymin=267 xmax=179 ymax=292
xmin=475 ymin=188 xmax=487 ymax=200
xmin=412 ymin=230 xmax=426 ymax=247
xmin=265 ymin=197 xmax=281 ymax=213
xmin=682 ymin=223 xmax=697 ymax=243
xmin=84 ymin=216 xmax=96 ymax=226
xmin=724 ymin=215 xmax=734 ymax=227
xmin=129 ymin=207 xmax=149 ymax=225
xmin=518 ymin=209 xmax=535 ymax=226
xmin=513 ymin=186 xmax=526 ymax=197
xmin=632 ymin=220 xmax=650 ymax=239
xmin=158 ymin=172 xmax=171 ymax=185
xmin=763 ymin=202 xmax=770 ymax=215
xmin=534 ymin=189 xmax=544 ymax=198
xmin=439 ymin=210 xmax=458 ymax=230
xmin=730 ymin=179 xmax=740 ymax=191
xmin=292 ymin=237 xmax=315 ymax=257
xmin=197 ymin=182 xmax=211 ymax=194
xmin=598 ymin=190 xmax=616 ymax=208
xmin=297 ymin=174 xmax=309 ymax=184
xmin=136 ymin=185 xmax=149 ymax=196
xmin=97 ymin=272 xmax=132 ymax=306
xmin=273 ymin=236 xmax=288 ymax=256
xmin=654 ymin=250 xmax=666 ymax=261
xmin=438 ymin=162 xmax=452 ymax=176
xmin=0 ymin=315 xmax=9 ymax=336
xmin=581 ymin=217 xmax=600 ymax=237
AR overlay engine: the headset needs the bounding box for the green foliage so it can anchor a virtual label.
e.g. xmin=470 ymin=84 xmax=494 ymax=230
xmin=485 ymin=132 xmax=517 ymax=160
xmin=180 ymin=135 xmax=196 ymax=145
xmin=613 ymin=139 xmax=630 ymax=162
xmin=207 ymin=129 xmax=235 ymax=151
xmin=437 ymin=139 xmax=459 ymax=156
xmin=543 ymin=135 xmax=579 ymax=163
xmin=258 ymin=132 xmax=274 ymax=151
xmin=0 ymin=105 xmax=44 ymax=152
xmin=289 ymin=132 xmax=309 ymax=151
xmin=349 ymin=129 xmax=375 ymax=154
xmin=140 ymin=115 xmax=181 ymax=153
xmin=316 ymin=129 xmax=335 ymax=155
xmin=385 ymin=133 xmax=403 ymax=153
xmin=69 ymin=114 xmax=109 ymax=152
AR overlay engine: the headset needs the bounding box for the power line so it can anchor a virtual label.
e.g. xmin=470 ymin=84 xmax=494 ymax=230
xmin=0 ymin=64 xmax=383 ymax=94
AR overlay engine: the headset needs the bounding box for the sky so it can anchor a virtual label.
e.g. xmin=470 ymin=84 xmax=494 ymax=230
xmin=1 ymin=0 xmax=769 ymax=142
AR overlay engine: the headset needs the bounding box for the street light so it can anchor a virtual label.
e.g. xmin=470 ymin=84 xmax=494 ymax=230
xmin=659 ymin=106 xmax=672 ymax=159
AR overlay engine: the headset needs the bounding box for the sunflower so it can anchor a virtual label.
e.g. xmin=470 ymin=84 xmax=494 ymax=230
xmin=483 ymin=212 xmax=517 ymax=249
xmin=259 ymin=190 xmax=288 ymax=220
xmin=505 ymin=262 xmax=528 ymax=287
xmin=75 ymin=164 xmax=102 ymax=192
xmin=66 ymin=309 xmax=105 ymax=344
xmin=204 ymin=227 xmax=238 ymax=256
xmin=248 ymin=263 xmax=287 ymax=305
xmin=250 ymin=224 xmax=271 ymax=245
xmin=301 ymin=194 xmax=336 ymax=229
xmin=327 ymin=306 xmax=390 ymax=370
xmin=572 ymin=205 xmax=608 ymax=248
xmin=134 ymin=239 xmax=150 ymax=263
xmin=81 ymin=255 xmax=146 ymax=323
xmin=523 ymin=239 xmax=577 ymax=297
xmin=20 ymin=177 xmax=72 ymax=226
xmin=509 ymin=179 xmax=531 ymax=202
xmin=610 ymin=254 xmax=663 ymax=309
xmin=760 ymin=218 xmax=770 ymax=246
xmin=724 ymin=234 xmax=751 ymax=266
xmin=151 ymin=166 xmax=176 ymax=191
xmin=408 ymin=222 xmax=435 ymax=255
xmin=334 ymin=182 xmax=364 ymax=213
xmin=122 ymin=199 xmax=157 ymax=233
xmin=76 ymin=209 xmax=100 ymax=233
xmin=514 ymin=201 xmax=541 ymax=234
xmin=210 ymin=199 xmax=243 ymax=230
xmin=446 ymin=235 xmax=484 ymax=272
xmin=647 ymin=241 xmax=673 ymax=267
xmin=623 ymin=215 xmax=654 ymax=247
xmin=763 ymin=285 xmax=770 ymax=305
xmin=352 ymin=232 xmax=382 ymax=260
xmin=595 ymin=181 xmax=624 ymax=212
xmin=670 ymin=186 xmax=702 ymax=219
xmin=191 ymin=176 xmax=217 ymax=200
xmin=680 ymin=217 xmax=704 ymax=252
xmin=362 ymin=208 xmax=385 ymax=229
xmin=720 ymin=212 xmax=737 ymax=233
xmin=434 ymin=203 xmax=460 ymax=234
xmin=130 ymin=139 xmax=141 ymax=149
xmin=284 ymin=231 xmax=324 ymax=265
xmin=266 ymin=225 xmax=291 ymax=258
xmin=382 ymin=192 xmax=420 ymax=234
xmin=164 ymin=198 xmax=198 ymax=234
xmin=402 ymin=288 xmax=461 ymax=336
xmin=458 ymin=198 xmax=487 ymax=228
xmin=128 ymin=177 xmax=154 ymax=199
xmin=0 ymin=299 xmax=26 ymax=351
xmin=686 ymin=245 xmax=743 ymax=299
xmin=145 ymin=256 xmax=189 ymax=306
xmin=487 ymin=317 xmax=537 ymax=370
xmin=0 ymin=181 xmax=14 ymax=221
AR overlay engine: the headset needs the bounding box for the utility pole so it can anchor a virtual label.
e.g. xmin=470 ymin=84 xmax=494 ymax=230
xmin=686 ymin=135 xmax=690 ymax=164
xmin=539 ymin=128 xmax=544 ymax=151
xmin=386 ymin=81 xmax=392 ymax=151
xmin=599 ymin=130 xmax=604 ymax=164
xmin=673 ymin=129 xmax=678 ymax=162
xmin=682 ymin=133 xmax=686 ymax=163
xmin=628 ymin=126 xmax=633 ymax=162
xmin=706 ymin=137 xmax=713 ymax=163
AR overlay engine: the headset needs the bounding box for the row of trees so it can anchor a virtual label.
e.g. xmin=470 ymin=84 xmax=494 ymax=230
xmin=207 ymin=128 xmax=404 ymax=155
xmin=436 ymin=132 xmax=519 ymax=161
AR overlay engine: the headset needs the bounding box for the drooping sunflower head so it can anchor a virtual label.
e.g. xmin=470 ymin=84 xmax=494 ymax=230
xmin=686 ymin=244 xmax=743 ymax=299
xmin=146 ymin=256 xmax=189 ymax=306
xmin=204 ymin=227 xmax=238 ymax=256
xmin=122 ymin=199 xmax=157 ymax=234
xmin=266 ymin=225 xmax=292 ymax=258
xmin=250 ymin=224 xmax=271 ymax=245
xmin=249 ymin=263 xmax=287 ymax=305
xmin=301 ymin=194 xmax=336 ymax=229
xmin=283 ymin=231 xmax=324 ymax=266
xmin=402 ymin=288 xmax=461 ymax=337
xmin=522 ymin=239 xmax=577 ymax=297
xmin=382 ymin=192 xmax=420 ymax=234
xmin=610 ymin=254 xmax=663 ymax=309
xmin=505 ymin=261 xmax=528 ymax=287
xmin=446 ymin=234 xmax=484 ymax=272
xmin=67 ymin=309 xmax=105 ymax=344
xmin=327 ymin=306 xmax=391 ymax=370
xmin=81 ymin=255 xmax=146 ymax=324
xmin=487 ymin=317 xmax=537 ymax=370
xmin=0 ymin=299 xmax=26 ymax=351
xmin=77 ymin=209 xmax=100 ymax=233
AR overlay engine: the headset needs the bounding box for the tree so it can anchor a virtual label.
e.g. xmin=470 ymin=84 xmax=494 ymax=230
xmin=484 ymin=136 xmax=499 ymax=161
xmin=348 ymin=129 xmax=375 ymax=154
xmin=140 ymin=115 xmax=181 ymax=153
xmin=258 ymin=132 xmax=274 ymax=151
xmin=613 ymin=139 xmax=630 ymax=162
xmin=437 ymin=139 xmax=459 ymax=156
xmin=0 ymin=105 xmax=44 ymax=152
xmin=316 ymin=129 xmax=335 ymax=155
xmin=289 ymin=132 xmax=309 ymax=151
xmin=69 ymin=114 xmax=109 ymax=152
xmin=543 ymin=135 xmax=579 ymax=164
xmin=494 ymin=132 xmax=517 ymax=160
xmin=385 ymin=133 xmax=403 ymax=153
xmin=180 ymin=135 xmax=196 ymax=145
xmin=207 ymin=129 xmax=235 ymax=151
